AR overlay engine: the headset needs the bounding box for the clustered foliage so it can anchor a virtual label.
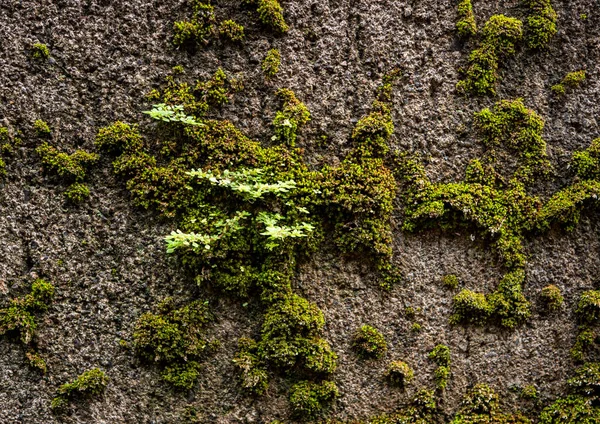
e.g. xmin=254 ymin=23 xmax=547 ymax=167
xmin=552 ymin=70 xmax=586 ymax=96
xmin=456 ymin=1 xmax=557 ymax=96
xmin=0 ymin=279 xmax=54 ymax=372
xmin=262 ymin=48 xmax=281 ymax=79
xmin=428 ymin=344 xmax=451 ymax=390
xmin=97 ymin=70 xmax=402 ymax=414
xmin=51 ymin=368 xmax=109 ymax=413
xmin=132 ymin=298 xmax=213 ymax=390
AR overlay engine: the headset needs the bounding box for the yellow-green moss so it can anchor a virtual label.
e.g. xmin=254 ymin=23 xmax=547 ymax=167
xmin=289 ymin=380 xmax=339 ymax=418
xmin=428 ymin=344 xmax=451 ymax=390
xmin=552 ymin=70 xmax=586 ymax=96
xmin=385 ymin=360 xmax=414 ymax=387
xmin=456 ymin=0 xmax=477 ymax=37
xmin=31 ymin=42 xmax=50 ymax=60
xmin=51 ymin=368 xmax=109 ymax=413
xmin=451 ymin=384 xmax=531 ymax=423
xmin=540 ymin=285 xmax=564 ymax=312
xmin=262 ymin=48 xmax=281 ymax=79
xmin=218 ymin=19 xmax=245 ymax=42
xmin=352 ymin=324 xmax=387 ymax=359
xmin=526 ymin=0 xmax=558 ymax=49
xmin=33 ymin=119 xmax=51 ymax=137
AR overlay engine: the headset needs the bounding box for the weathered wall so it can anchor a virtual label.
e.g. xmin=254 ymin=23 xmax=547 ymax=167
xmin=0 ymin=0 xmax=599 ymax=423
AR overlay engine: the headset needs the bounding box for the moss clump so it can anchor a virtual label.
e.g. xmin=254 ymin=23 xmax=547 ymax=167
xmin=51 ymin=368 xmax=109 ymax=413
xmin=456 ymin=0 xmax=477 ymax=37
xmin=33 ymin=119 xmax=51 ymax=137
xmin=173 ymin=1 xmax=215 ymax=48
xmin=428 ymin=344 xmax=451 ymax=390
xmin=243 ymin=0 xmax=288 ymax=33
xmin=522 ymin=385 xmax=538 ymax=400
xmin=31 ymin=42 xmax=50 ymax=60
xmin=552 ymin=70 xmax=586 ymax=96
xmin=526 ymin=0 xmax=558 ymax=49
xmin=576 ymin=291 xmax=600 ymax=324
xmin=0 ymin=279 xmax=54 ymax=346
xmin=289 ymin=380 xmax=339 ymax=418
xmin=457 ymin=15 xmax=523 ymax=96
xmin=568 ymin=363 xmax=600 ymax=397
xmin=451 ymin=384 xmax=531 ymax=423
xmin=385 ymin=360 xmax=414 ymax=387
xmin=352 ymin=324 xmax=387 ymax=359
xmin=132 ymin=298 xmax=213 ymax=389
xmin=540 ymin=285 xmax=564 ymax=312
xmin=539 ymin=395 xmax=600 ymax=423
xmin=443 ymin=274 xmax=459 ymax=289
xmin=368 ymin=389 xmax=439 ymax=423
xmin=26 ymin=350 xmax=47 ymax=373
xmin=64 ymin=182 xmax=90 ymax=203
xmin=571 ymin=327 xmax=596 ymax=363
xmin=451 ymin=290 xmax=492 ymax=325
xmin=36 ymin=143 xmax=98 ymax=182
xmin=571 ymin=138 xmax=600 ymax=181
xmin=233 ymin=338 xmax=269 ymax=395
xmin=262 ymin=48 xmax=281 ymax=79
xmin=218 ymin=20 xmax=244 ymax=42
xmin=272 ymin=88 xmax=310 ymax=146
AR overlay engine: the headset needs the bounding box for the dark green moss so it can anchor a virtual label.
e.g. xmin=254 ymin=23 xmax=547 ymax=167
xmin=571 ymin=327 xmax=597 ymax=363
xmin=289 ymin=380 xmax=339 ymax=419
xmin=36 ymin=143 xmax=98 ymax=182
xmin=272 ymin=88 xmax=310 ymax=146
xmin=451 ymin=384 xmax=531 ymax=423
xmin=51 ymin=368 xmax=109 ymax=413
xmin=577 ymin=291 xmax=600 ymax=324
xmin=539 ymin=395 xmax=600 ymax=423
xmin=132 ymin=298 xmax=213 ymax=389
xmin=352 ymin=324 xmax=387 ymax=359
xmin=262 ymin=48 xmax=281 ymax=79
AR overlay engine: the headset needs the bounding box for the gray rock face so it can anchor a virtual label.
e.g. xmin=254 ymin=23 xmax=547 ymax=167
xmin=0 ymin=0 xmax=599 ymax=422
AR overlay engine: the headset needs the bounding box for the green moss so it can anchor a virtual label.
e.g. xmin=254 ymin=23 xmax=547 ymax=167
xmin=571 ymin=327 xmax=596 ymax=362
xmin=255 ymin=0 xmax=289 ymax=33
xmin=451 ymin=289 xmax=492 ymax=325
xmin=233 ymin=337 xmax=269 ymax=395
xmin=272 ymin=88 xmax=310 ymax=146
xmin=33 ymin=119 xmax=51 ymax=137
xmin=428 ymin=344 xmax=451 ymax=390
xmin=173 ymin=1 xmax=215 ymax=47
xmin=0 ymin=279 xmax=55 ymax=345
xmin=577 ymin=291 xmax=600 ymax=324
xmin=456 ymin=0 xmax=477 ymax=37
xmin=539 ymin=395 xmax=600 ymax=423
xmin=36 ymin=143 xmax=98 ymax=182
xmin=540 ymin=285 xmax=564 ymax=312
xmin=218 ymin=20 xmax=245 ymax=42
xmin=411 ymin=323 xmax=422 ymax=332
xmin=568 ymin=363 xmax=600 ymax=397
xmin=64 ymin=182 xmax=90 ymax=203
xmin=132 ymin=298 xmax=213 ymax=389
xmin=262 ymin=48 xmax=281 ymax=79
xmin=552 ymin=70 xmax=586 ymax=96
xmin=352 ymin=324 xmax=387 ymax=359
xmin=51 ymin=368 xmax=109 ymax=413
xmin=31 ymin=42 xmax=50 ymax=60
xmin=289 ymin=380 xmax=339 ymax=418
xmin=385 ymin=360 xmax=414 ymax=387
xmin=443 ymin=274 xmax=459 ymax=289
xmin=526 ymin=0 xmax=558 ymax=49
xmin=457 ymin=15 xmax=523 ymax=96
xmin=451 ymin=384 xmax=531 ymax=423
xmin=368 ymin=389 xmax=439 ymax=423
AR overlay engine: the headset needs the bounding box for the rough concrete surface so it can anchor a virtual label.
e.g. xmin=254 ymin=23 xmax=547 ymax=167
xmin=0 ymin=0 xmax=599 ymax=422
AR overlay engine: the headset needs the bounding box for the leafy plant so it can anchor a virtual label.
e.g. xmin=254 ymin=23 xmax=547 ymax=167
xmin=143 ymin=104 xmax=204 ymax=126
